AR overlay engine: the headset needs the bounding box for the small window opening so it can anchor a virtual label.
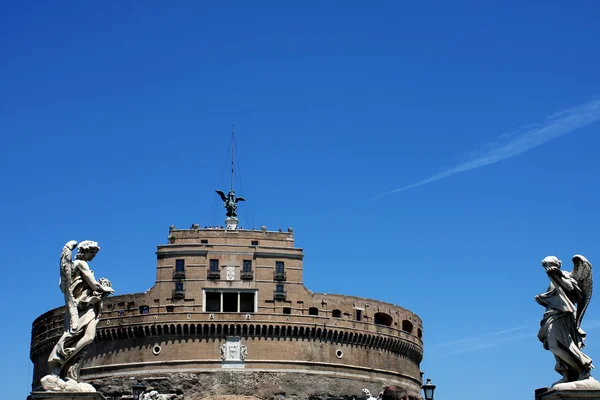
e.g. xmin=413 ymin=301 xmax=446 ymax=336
xmin=201 ymin=239 xmax=208 ymax=244
xmin=166 ymin=305 xmax=174 ymax=313
xmin=240 ymin=292 xmax=255 ymax=313
xmin=210 ymin=259 xmax=219 ymax=271
xmin=139 ymin=305 xmax=150 ymax=315
xmin=283 ymin=307 xmax=291 ymax=314
xmin=402 ymin=320 xmax=414 ymax=333
xmin=355 ymin=309 xmax=362 ymax=321
xmin=175 ymin=282 xmax=184 ymax=291
xmin=251 ymin=240 xmax=259 ymax=246
xmin=276 ymin=261 xmax=285 ymax=273
xmin=332 ymin=309 xmax=342 ymax=318
xmin=374 ymin=312 xmax=393 ymax=327
xmin=175 ymin=259 xmax=185 ymax=272
xmin=308 ymin=307 xmax=319 ymax=316
xmin=223 ymin=292 xmax=238 ymax=312
xmin=275 ymin=284 xmax=285 ymax=293
xmin=243 ymin=260 xmax=252 ymax=272
xmin=206 ymin=292 xmax=220 ymax=312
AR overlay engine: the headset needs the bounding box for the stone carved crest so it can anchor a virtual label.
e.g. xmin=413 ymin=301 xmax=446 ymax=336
xmin=226 ymin=266 xmax=235 ymax=281
xmin=220 ymin=337 xmax=247 ymax=365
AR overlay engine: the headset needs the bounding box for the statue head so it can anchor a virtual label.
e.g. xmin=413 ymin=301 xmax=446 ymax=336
xmin=228 ymin=190 xmax=235 ymax=198
xmin=382 ymin=386 xmax=409 ymax=400
xmin=542 ymin=256 xmax=562 ymax=269
xmin=76 ymin=240 xmax=100 ymax=261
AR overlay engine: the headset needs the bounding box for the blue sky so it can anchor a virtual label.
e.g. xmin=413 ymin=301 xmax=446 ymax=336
xmin=1 ymin=1 xmax=600 ymax=399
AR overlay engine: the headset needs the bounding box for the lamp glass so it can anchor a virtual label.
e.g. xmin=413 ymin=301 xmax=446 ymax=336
xmin=422 ymin=378 xmax=436 ymax=400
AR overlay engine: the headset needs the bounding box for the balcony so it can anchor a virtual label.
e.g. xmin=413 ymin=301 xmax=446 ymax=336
xmin=172 ymin=270 xmax=185 ymax=280
xmin=273 ymin=290 xmax=287 ymax=301
xmin=274 ymin=271 xmax=287 ymax=281
xmin=172 ymin=289 xmax=185 ymax=300
xmin=240 ymin=270 xmax=253 ymax=280
xmin=207 ymin=270 xmax=221 ymax=280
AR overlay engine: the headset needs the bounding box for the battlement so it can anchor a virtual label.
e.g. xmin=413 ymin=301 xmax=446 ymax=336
xmin=167 ymin=225 xmax=296 ymax=247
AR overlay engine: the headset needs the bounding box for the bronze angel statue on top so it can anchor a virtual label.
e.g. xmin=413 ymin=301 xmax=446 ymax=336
xmin=535 ymin=255 xmax=596 ymax=388
xmin=216 ymin=189 xmax=245 ymax=218
xmin=41 ymin=240 xmax=114 ymax=392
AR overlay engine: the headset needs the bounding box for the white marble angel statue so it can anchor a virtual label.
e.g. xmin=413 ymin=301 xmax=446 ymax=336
xmin=535 ymin=255 xmax=594 ymax=387
xmin=41 ymin=240 xmax=114 ymax=392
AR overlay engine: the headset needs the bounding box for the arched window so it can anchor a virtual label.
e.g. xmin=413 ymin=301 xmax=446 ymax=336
xmin=374 ymin=312 xmax=393 ymax=327
xmin=332 ymin=309 xmax=342 ymax=318
xmin=308 ymin=307 xmax=319 ymax=316
xmin=401 ymin=320 xmax=414 ymax=333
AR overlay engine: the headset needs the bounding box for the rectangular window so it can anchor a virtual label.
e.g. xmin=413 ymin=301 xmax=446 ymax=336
xmin=251 ymin=240 xmax=259 ymax=246
xmin=283 ymin=307 xmax=291 ymax=315
xmin=356 ymin=309 xmax=362 ymax=321
xmin=240 ymin=293 xmax=255 ymax=313
xmin=223 ymin=292 xmax=238 ymax=312
xmin=276 ymin=284 xmax=285 ymax=293
xmin=201 ymin=239 xmax=208 ymax=244
xmin=210 ymin=259 xmax=219 ymax=271
xmin=206 ymin=292 xmax=221 ymax=312
xmin=243 ymin=260 xmax=252 ymax=272
xmin=166 ymin=305 xmax=174 ymax=313
xmin=175 ymin=282 xmax=184 ymax=291
xmin=276 ymin=261 xmax=285 ymax=273
xmin=175 ymin=259 xmax=185 ymax=272
xmin=204 ymin=290 xmax=257 ymax=313
xmin=139 ymin=305 xmax=150 ymax=314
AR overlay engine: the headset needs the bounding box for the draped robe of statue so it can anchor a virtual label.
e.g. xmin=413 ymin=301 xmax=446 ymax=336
xmin=536 ymin=267 xmax=593 ymax=382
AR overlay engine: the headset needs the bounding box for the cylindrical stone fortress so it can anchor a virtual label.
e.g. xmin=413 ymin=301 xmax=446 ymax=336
xmin=30 ymin=227 xmax=424 ymax=400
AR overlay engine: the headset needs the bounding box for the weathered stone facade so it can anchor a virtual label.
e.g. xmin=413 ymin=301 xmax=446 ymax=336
xmin=31 ymin=227 xmax=424 ymax=399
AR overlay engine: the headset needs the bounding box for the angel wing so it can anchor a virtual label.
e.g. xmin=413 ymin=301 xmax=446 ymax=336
xmin=570 ymin=254 xmax=593 ymax=329
xmin=235 ymin=197 xmax=245 ymax=203
xmin=59 ymin=240 xmax=79 ymax=333
xmin=215 ymin=190 xmax=227 ymax=202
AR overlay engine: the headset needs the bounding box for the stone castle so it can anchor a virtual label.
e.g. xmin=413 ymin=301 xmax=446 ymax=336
xmin=30 ymin=205 xmax=424 ymax=399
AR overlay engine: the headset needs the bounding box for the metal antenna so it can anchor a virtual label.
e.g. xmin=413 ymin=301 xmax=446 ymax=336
xmin=231 ymin=123 xmax=235 ymax=192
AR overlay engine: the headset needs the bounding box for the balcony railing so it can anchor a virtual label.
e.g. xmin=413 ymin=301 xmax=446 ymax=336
xmin=240 ymin=270 xmax=253 ymax=280
xmin=274 ymin=271 xmax=287 ymax=281
xmin=207 ymin=270 xmax=221 ymax=280
xmin=172 ymin=289 xmax=185 ymax=300
xmin=273 ymin=290 xmax=287 ymax=301
xmin=173 ymin=270 xmax=185 ymax=280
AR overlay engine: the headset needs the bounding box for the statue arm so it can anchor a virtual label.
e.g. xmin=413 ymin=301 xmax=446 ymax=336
xmin=546 ymin=267 xmax=579 ymax=294
xmin=74 ymin=260 xmax=114 ymax=294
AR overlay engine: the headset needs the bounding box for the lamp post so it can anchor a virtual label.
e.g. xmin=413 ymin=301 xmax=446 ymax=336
xmin=422 ymin=378 xmax=436 ymax=400
xmin=132 ymin=381 xmax=146 ymax=400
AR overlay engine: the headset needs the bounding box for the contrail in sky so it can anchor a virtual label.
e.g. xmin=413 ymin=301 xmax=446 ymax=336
xmin=371 ymin=99 xmax=600 ymax=201
xmin=432 ymin=325 xmax=531 ymax=358
xmin=431 ymin=319 xmax=600 ymax=358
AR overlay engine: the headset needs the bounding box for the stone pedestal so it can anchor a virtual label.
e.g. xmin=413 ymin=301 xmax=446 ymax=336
xmin=225 ymin=217 xmax=238 ymax=230
xmin=29 ymin=392 xmax=107 ymax=400
xmin=535 ymin=388 xmax=600 ymax=400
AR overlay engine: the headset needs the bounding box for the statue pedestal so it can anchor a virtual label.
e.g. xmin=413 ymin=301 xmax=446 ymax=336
xmin=29 ymin=392 xmax=107 ymax=400
xmin=226 ymin=217 xmax=238 ymax=230
xmin=536 ymin=385 xmax=600 ymax=400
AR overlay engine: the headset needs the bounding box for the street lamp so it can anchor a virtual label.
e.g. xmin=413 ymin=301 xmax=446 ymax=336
xmin=422 ymin=378 xmax=436 ymax=400
xmin=132 ymin=380 xmax=146 ymax=400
